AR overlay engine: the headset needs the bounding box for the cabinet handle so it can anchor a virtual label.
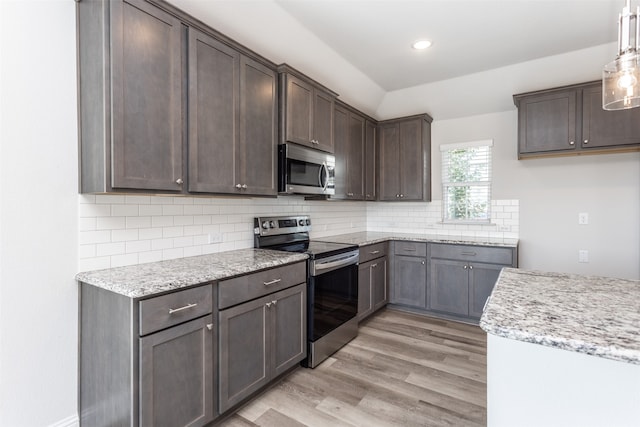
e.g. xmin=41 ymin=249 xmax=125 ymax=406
xmin=461 ymin=251 xmax=476 ymax=256
xmin=371 ymin=263 xmax=378 ymax=268
xmin=403 ymin=248 xmax=416 ymax=252
xmin=583 ymin=139 xmax=588 ymax=144
xmin=347 ymin=192 xmax=354 ymax=197
xmin=366 ymin=194 xmax=371 ymax=198
xmin=175 ymin=178 xmax=184 ymax=185
xmin=206 ymin=323 xmax=214 ymax=331
xmin=235 ymin=184 xmax=242 ymax=189
xmin=464 ymin=265 xmax=468 ymax=269
xmin=263 ymin=278 xmax=282 ymax=286
xmin=421 ymin=260 xmax=425 ymax=265
xmin=569 ymin=141 xmax=575 ymax=145
xmin=469 ymin=265 xmax=473 ymax=270
xmin=400 ymin=194 xmax=404 ymax=198
xmin=395 ymin=194 xmax=400 ymax=198
xmin=168 ymin=302 xmax=197 ymax=314
xmin=266 ymin=302 xmax=272 ymax=308
xmin=369 ymin=250 xmax=380 ymax=255
xmin=272 ymin=300 xmax=277 ymax=306
xmin=242 ymin=184 xmax=248 ymax=189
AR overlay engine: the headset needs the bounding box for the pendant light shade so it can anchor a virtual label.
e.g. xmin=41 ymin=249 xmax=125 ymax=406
xmin=603 ymin=0 xmax=640 ymax=110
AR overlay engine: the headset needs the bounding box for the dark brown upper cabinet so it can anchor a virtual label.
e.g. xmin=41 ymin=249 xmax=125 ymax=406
xmin=77 ymin=0 xmax=278 ymax=195
xmin=364 ymin=120 xmax=377 ymax=201
xmin=333 ymin=102 xmax=367 ymax=200
xmin=514 ymin=81 xmax=640 ymax=159
xmin=78 ymin=0 xmax=185 ymax=193
xmin=188 ymin=29 xmax=277 ymax=196
xmin=278 ymin=65 xmax=338 ymax=154
xmin=378 ymin=114 xmax=432 ymax=202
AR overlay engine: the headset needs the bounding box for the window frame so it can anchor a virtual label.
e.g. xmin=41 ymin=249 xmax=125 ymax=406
xmin=440 ymin=139 xmax=493 ymax=224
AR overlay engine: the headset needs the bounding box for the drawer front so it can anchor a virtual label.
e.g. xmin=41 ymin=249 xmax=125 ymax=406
xmin=359 ymin=242 xmax=388 ymax=263
xmin=218 ymin=261 xmax=306 ymax=309
xmin=430 ymin=243 xmax=514 ymax=265
xmin=393 ymin=240 xmax=427 ymax=257
xmin=139 ymin=284 xmax=213 ymax=336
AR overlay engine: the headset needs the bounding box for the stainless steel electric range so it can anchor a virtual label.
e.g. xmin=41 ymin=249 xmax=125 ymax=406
xmin=254 ymin=215 xmax=359 ymax=368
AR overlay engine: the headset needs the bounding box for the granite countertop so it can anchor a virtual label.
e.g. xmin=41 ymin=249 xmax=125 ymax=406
xmin=315 ymin=231 xmax=519 ymax=248
xmin=480 ymin=268 xmax=640 ymax=365
xmin=76 ymin=249 xmax=308 ymax=299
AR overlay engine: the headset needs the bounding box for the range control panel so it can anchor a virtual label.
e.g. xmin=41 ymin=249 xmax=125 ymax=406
xmin=254 ymin=215 xmax=311 ymax=237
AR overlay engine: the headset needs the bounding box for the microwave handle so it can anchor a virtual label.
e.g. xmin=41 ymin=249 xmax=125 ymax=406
xmin=319 ymin=163 xmax=329 ymax=192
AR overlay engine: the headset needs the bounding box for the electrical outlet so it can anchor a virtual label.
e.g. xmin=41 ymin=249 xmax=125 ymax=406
xmin=578 ymin=249 xmax=589 ymax=263
xmin=497 ymin=225 xmax=511 ymax=232
xmin=208 ymin=233 xmax=223 ymax=244
xmin=578 ymin=212 xmax=589 ymax=225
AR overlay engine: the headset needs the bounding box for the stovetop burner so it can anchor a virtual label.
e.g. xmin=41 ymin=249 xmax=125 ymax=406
xmin=254 ymin=215 xmax=358 ymax=260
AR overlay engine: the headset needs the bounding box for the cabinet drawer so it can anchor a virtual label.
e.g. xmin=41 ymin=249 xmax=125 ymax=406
xmin=359 ymin=242 xmax=388 ymax=263
xmin=139 ymin=284 xmax=213 ymax=336
xmin=218 ymin=261 xmax=306 ymax=309
xmin=430 ymin=244 xmax=513 ymax=265
xmin=393 ymin=241 xmax=427 ymax=257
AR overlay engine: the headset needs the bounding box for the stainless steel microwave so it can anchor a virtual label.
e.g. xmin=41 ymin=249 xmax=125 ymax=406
xmin=278 ymin=144 xmax=335 ymax=195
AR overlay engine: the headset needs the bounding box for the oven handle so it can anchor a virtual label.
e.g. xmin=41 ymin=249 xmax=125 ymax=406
xmin=312 ymin=252 xmax=359 ymax=275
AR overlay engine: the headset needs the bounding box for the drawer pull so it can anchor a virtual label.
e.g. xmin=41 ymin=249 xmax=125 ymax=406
xmin=461 ymin=251 xmax=476 ymax=256
xmin=404 ymin=248 xmax=417 ymax=252
xmin=371 ymin=263 xmax=378 ymax=268
xmin=206 ymin=323 xmax=214 ymax=331
xmin=369 ymin=250 xmax=380 ymax=255
xmin=168 ymin=302 xmax=197 ymax=314
xmin=263 ymin=278 xmax=282 ymax=286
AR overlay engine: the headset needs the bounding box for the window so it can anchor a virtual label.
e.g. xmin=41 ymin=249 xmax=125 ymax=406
xmin=441 ymin=139 xmax=493 ymax=223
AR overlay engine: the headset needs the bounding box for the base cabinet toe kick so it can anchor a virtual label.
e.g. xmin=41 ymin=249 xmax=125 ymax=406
xmin=79 ymin=260 xmax=307 ymax=427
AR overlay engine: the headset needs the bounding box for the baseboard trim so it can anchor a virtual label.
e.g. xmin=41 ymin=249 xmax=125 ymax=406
xmin=48 ymin=414 xmax=79 ymax=427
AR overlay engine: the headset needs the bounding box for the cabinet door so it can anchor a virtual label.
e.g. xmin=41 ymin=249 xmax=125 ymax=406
xmin=582 ymin=84 xmax=640 ymax=149
xmin=239 ymin=56 xmax=277 ymax=195
xmin=219 ymin=298 xmax=269 ymax=413
xmin=188 ymin=28 xmax=239 ymax=193
xmin=347 ymin=113 xmax=365 ymax=199
xmin=399 ymin=118 xmax=424 ymax=201
xmin=333 ymin=104 xmax=349 ymax=198
xmin=364 ymin=120 xmax=376 ymax=200
xmin=357 ymin=261 xmax=373 ymax=321
xmin=468 ymin=263 xmax=503 ymax=319
xmin=517 ymin=90 xmax=577 ymax=155
xmin=371 ymin=257 xmax=388 ymax=310
xmin=391 ymin=255 xmax=426 ymax=308
xmin=378 ymin=123 xmax=401 ymax=200
xmin=111 ymin=0 xmax=184 ymax=191
xmin=139 ymin=315 xmax=214 ymax=427
xmin=429 ymin=259 xmax=469 ymax=316
xmin=313 ymin=89 xmax=335 ymax=153
xmin=272 ymin=284 xmax=307 ymax=376
xmin=284 ymin=75 xmax=314 ymax=147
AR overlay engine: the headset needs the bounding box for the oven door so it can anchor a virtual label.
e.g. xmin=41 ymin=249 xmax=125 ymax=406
xmin=307 ymin=262 xmax=358 ymax=342
xmin=278 ymin=144 xmax=335 ymax=195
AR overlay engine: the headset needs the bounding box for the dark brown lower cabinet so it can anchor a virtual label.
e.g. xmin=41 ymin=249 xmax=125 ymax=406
xmin=358 ymin=257 xmax=388 ymax=321
xmin=218 ymin=284 xmax=306 ymax=413
xmin=139 ymin=316 xmax=215 ymax=427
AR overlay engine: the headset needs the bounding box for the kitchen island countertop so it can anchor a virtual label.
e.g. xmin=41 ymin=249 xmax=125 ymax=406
xmin=316 ymin=231 xmax=518 ymax=248
xmin=76 ymin=248 xmax=308 ymax=299
xmin=480 ymin=268 xmax=640 ymax=364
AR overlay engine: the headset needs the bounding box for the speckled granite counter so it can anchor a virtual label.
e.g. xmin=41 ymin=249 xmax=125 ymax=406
xmin=480 ymin=268 xmax=640 ymax=364
xmin=316 ymin=231 xmax=519 ymax=248
xmin=76 ymin=249 xmax=308 ymax=299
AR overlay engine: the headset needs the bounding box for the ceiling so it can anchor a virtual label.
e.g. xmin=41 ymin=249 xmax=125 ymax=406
xmin=274 ymin=0 xmax=621 ymax=91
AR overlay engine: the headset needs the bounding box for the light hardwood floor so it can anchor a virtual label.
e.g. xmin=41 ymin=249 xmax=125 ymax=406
xmin=220 ymin=308 xmax=487 ymax=427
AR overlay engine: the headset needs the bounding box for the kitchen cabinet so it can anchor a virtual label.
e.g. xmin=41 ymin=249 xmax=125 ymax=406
xmin=218 ymin=263 xmax=306 ymax=413
xmin=78 ymin=0 xmax=185 ymax=193
xmin=279 ymin=65 xmax=337 ymax=153
xmin=188 ymin=29 xmax=277 ymax=196
xmin=358 ymin=242 xmax=388 ymax=321
xmin=334 ymin=102 xmax=366 ymax=200
xmin=364 ymin=120 xmax=377 ymax=200
xmin=79 ymin=282 xmax=217 ymax=427
xmin=389 ymin=241 xmax=427 ymax=308
xmin=428 ymin=243 xmax=517 ymax=321
xmin=514 ymin=81 xmax=640 ymax=159
xmin=378 ymin=114 xmax=432 ymax=201
xmin=77 ymin=0 xmax=278 ymax=195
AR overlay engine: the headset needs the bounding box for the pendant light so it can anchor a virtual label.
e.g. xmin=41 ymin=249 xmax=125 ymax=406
xmin=603 ymin=0 xmax=640 ymax=110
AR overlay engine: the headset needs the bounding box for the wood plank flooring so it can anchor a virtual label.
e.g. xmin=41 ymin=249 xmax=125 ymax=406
xmin=220 ymin=308 xmax=487 ymax=427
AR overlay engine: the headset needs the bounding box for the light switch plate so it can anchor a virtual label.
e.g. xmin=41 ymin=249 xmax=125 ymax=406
xmin=578 ymin=249 xmax=589 ymax=263
xmin=578 ymin=212 xmax=589 ymax=225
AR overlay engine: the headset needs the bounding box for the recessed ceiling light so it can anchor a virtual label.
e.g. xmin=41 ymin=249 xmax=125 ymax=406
xmin=412 ymin=40 xmax=432 ymax=50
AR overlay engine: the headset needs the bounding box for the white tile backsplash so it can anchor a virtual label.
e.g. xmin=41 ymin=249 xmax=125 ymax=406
xmin=77 ymin=194 xmax=518 ymax=271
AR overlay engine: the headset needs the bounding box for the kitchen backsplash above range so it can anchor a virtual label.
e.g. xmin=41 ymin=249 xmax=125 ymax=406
xmin=78 ymin=195 xmax=518 ymax=272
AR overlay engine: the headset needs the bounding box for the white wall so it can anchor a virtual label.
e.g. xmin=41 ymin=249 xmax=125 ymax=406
xmin=0 ymin=1 xmax=79 ymax=426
